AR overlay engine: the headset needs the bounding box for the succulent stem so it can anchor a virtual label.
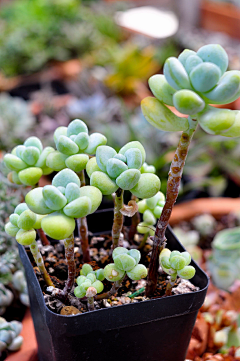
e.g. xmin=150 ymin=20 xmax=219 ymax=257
xmin=86 ymin=287 xmax=97 ymax=311
xmin=37 ymin=228 xmax=50 ymax=246
xmin=30 ymin=240 xmax=54 ymax=287
xmin=78 ymin=217 xmax=90 ymax=262
xmin=87 ymin=296 xmax=95 ymax=311
xmin=52 ymin=233 xmax=76 ymax=300
xmin=95 ymin=277 xmax=124 ymax=300
xmin=165 ymin=275 xmax=177 ymax=297
xmin=146 ymin=117 xmax=198 ymax=297
xmin=128 ymin=195 xmax=140 ymax=242
xmin=78 ymin=170 xmax=86 ymax=187
xmin=112 ymin=188 xmax=124 ymax=249
xmin=77 ymin=170 xmax=90 ymax=262
xmin=62 ymin=233 xmax=76 ymax=297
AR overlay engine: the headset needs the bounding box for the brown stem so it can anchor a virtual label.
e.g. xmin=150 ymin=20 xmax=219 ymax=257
xmin=30 ymin=240 xmax=54 ymax=287
xmin=146 ymin=117 xmax=197 ymax=297
xmin=59 ymin=233 xmax=76 ymax=299
xmin=95 ymin=278 xmax=124 ymax=300
xmin=77 ymin=217 xmax=90 ymax=262
xmin=112 ymin=188 xmax=124 ymax=249
xmin=165 ymin=275 xmax=177 ymax=296
xmin=87 ymin=296 xmax=95 ymax=311
xmin=37 ymin=228 xmax=50 ymax=246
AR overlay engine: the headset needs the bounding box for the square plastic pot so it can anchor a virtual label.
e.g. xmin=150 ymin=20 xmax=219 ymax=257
xmin=18 ymin=215 xmax=209 ymax=361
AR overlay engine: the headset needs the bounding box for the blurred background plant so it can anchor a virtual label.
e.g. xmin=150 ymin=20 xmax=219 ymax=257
xmin=0 ymin=93 xmax=35 ymax=151
xmin=0 ymin=0 xmax=123 ymax=77
xmin=0 ymin=165 xmax=29 ymax=317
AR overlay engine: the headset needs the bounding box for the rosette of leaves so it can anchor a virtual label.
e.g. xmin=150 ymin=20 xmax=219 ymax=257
xmin=25 ymin=168 xmax=102 ymax=240
xmin=47 ymin=119 xmax=107 ymax=173
xmin=4 ymin=203 xmax=46 ymax=246
xmin=141 ymin=44 xmax=240 ymax=297
xmin=142 ymin=44 xmax=240 ymax=138
xmin=4 ymin=202 xmax=54 ymax=287
xmin=137 ymin=191 xmax=165 ymax=236
xmin=4 ymin=136 xmax=54 ymax=186
xmin=159 ymin=249 xmax=195 ymax=295
xmin=74 ymin=264 xmax=104 ymax=310
xmin=0 ymin=317 xmax=23 ymax=355
xmin=104 ymin=247 xmax=148 ymax=283
xmin=207 ymin=227 xmax=240 ymax=290
xmin=87 ymin=141 xmax=160 ymax=198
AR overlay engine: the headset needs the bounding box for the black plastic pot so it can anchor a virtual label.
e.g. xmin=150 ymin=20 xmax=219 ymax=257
xmin=18 ymin=222 xmax=209 ymax=361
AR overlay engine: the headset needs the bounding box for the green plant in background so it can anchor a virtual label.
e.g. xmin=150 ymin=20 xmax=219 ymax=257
xmin=0 ymin=173 xmax=29 ymax=311
xmin=160 ymin=249 xmax=195 ymax=295
xmin=0 ymin=317 xmax=23 ymax=355
xmin=0 ymin=93 xmax=35 ymax=152
xmin=4 ymin=136 xmax=54 ymax=186
xmin=207 ymin=227 xmax=240 ymax=290
xmin=141 ymin=43 xmax=240 ymax=296
xmin=0 ymin=0 xmax=122 ymax=76
xmin=103 ymin=44 xmax=159 ymax=95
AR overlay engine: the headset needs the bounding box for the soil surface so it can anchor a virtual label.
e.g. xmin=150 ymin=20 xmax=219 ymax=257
xmin=28 ymin=227 xmax=198 ymax=315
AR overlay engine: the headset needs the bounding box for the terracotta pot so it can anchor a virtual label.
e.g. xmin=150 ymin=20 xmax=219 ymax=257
xmin=0 ymin=59 xmax=82 ymax=93
xmin=200 ymin=0 xmax=240 ymax=40
xmin=6 ymin=308 xmax=38 ymax=361
xmin=169 ymin=197 xmax=240 ymax=225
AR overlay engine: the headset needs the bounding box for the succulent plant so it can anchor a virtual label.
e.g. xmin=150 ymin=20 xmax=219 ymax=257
xmin=88 ymin=142 xmax=160 ymax=198
xmin=207 ymin=227 xmax=240 ymax=290
xmin=160 ymin=248 xmax=195 ymax=295
xmin=0 ymin=284 xmax=13 ymax=316
xmin=4 ymin=136 xmax=54 ymax=186
xmin=47 ymin=119 xmax=107 ymax=173
xmin=0 ymin=171 xmax=29 ymax=309
xmin=23 ymin=168 xmax=102 ymax=299
xmin=105 ymin=247 xmax=147 ymax=282
xmin=142 ymin=44 xmax=240 ymax=137
xmin=5 ymin=203 xmax=53 ymax=287
xmin=141 ymin=43 xmax=240 ymax=297
xmin=137 ymin=191 xmax=165 ymax=235
xmin=0 ymin=317 xmax=23 ymax=356
xmin=87 ymin=142 xmax=161 ymax=248
xmin=25 ymin=168 xmax=102 ymax=240
xmin=192 ymin=213 xmax=217 ymax=236
xmin=74 ymin=264 xmax=104 ymax=311
xmin=0 ymin=93 xmax=35 ymax=152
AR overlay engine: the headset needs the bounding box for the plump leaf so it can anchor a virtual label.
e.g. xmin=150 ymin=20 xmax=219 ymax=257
xmin=41 ymin=212 xmax=75 ymax=240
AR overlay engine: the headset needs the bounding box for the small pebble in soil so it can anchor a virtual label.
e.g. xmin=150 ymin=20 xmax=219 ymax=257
xmin=103 ymin=299 xmax=111 ymax=308
xmin=172 ymin=279 xmax=199 ymax=295
xmin=60 ymin=306 xmax=82 ymax=315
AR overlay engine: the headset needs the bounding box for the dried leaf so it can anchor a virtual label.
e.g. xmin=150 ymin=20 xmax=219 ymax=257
xmin=120 ymin=200 xmax=138 ymax=217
